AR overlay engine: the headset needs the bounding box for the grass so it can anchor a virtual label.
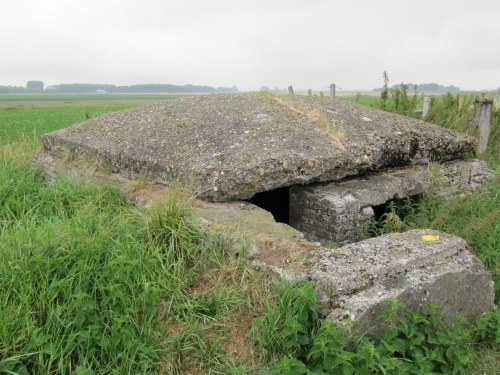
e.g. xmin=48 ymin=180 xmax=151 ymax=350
xmin=0 ymin=93 xmax=190 ymax=101
xmin=0 ymin=94 xmax=498 ymax=374
xmin=0 ymin=99 xmax=271 ymax=374
xmin=0 ymin=136 xmax=270 ymax=374
xmin=251 ymin=285 xmax=493 ymax=375
xmin=0 ymin=105 xmax=133 ymax=142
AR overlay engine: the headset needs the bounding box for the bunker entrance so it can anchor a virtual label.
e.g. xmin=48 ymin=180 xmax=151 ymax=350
xmin=371 ymin=195 xmax=423 ymax=231
xmin=248 ymin=186 xmax=290 ymax=224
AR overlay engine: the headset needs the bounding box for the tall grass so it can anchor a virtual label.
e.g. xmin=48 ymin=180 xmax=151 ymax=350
xmin=0 ymin=137 xmax=268 ymax=374
xmin=1 ymin=160 xmax=160 ymax=373
xmin=425 ymin=93 xmax=500 ymax=166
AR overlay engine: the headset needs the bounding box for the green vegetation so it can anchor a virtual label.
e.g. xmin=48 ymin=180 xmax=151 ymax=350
xmin=0 ymin=104 xmax=132 ymax=142
xmin=374 ymin=82 xmax=460 ymax=93
xmin=425 ymin=93 xmax=500 ymax=165
xmin=0 ymin=93 xmax=188 ymax=102
xmin=251 ymin=283 xmax=496 ymax=374
xmin=0 ymin=138 xmax=268 ymax=374
xmin=0 ymin=95 xmax=498 ymax=373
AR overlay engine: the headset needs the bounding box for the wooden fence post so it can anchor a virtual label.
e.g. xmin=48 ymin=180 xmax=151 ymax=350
xmin=474 ymin=98 xmax=493 ymax=155
xmin=288 ymin=86 xmax=294 ymax=96
xmin=330 ymin=84 xmax=336 ymax=101
xmin=422 ymin=96 xmax=431 ymax=118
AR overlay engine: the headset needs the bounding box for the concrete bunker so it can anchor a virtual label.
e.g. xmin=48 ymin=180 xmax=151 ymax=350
xmin=36 ymin=93 xmax=496 ymax=330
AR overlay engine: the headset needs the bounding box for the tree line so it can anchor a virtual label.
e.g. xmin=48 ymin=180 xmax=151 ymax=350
xmin=373 ymin=82 xmax=460 ymax=93
xmin=0 ymin=81 xmax=238 ymax=94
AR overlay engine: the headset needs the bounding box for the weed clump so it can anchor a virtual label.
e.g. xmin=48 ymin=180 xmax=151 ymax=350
xmin=251 ymin=281 xmax=496 ymax=375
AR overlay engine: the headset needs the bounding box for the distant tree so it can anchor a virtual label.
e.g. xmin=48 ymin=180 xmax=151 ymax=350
xmin=418 ymin=83 xmax=459 ymax=93
xmin=260 ymin=86 xmax=270 ymax=92
xmin=0 ymin=85 xmax=26 ymax=93
xmin=307 ymin=89 xmax=313 ymax=96
xmin=26 ymin=81 xmax=44 ymax=92
xmin=374 ymin=82 xmax=460 ymax=93
xmin=44 ymin=83 xmax=234 ymax=94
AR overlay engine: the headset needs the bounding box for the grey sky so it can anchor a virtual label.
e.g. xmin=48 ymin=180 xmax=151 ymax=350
xmin=2 ymin=0 xmax=499 ymax=91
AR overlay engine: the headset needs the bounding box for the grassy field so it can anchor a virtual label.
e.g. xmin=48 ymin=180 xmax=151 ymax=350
xmin=0 ymin=93 xmax=192 ymax=142
xmin=0 ymin=93 xmax=191 ymax=101
xmin=0 ymin=104 xmax=133 ymax=142
xmin=0 ymin=95 xmax=498 ymax=374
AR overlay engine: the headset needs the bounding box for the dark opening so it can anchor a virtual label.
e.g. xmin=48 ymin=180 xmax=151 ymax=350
xmin=248 ymin=186 xmax=290 ymax=224
xmin=370 ymin=195 xmax=423 ymax=233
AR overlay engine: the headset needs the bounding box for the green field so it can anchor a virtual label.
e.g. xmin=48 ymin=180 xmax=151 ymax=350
xmin=0 ymin=93 xmax=190 ymax=101
xmin=0 ymin=94 xmax=191 ymax=142
xmin=0 ymin=104 xmax=132 ymax=142
xmin=0 ymin=95 xmax=498 ymax=374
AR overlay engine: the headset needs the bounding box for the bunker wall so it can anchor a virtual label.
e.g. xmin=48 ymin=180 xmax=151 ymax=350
xmin=289 ymin=159 xmax=494 ymax=246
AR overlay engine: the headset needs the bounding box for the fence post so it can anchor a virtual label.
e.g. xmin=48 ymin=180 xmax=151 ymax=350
xmin=422 ymin=96 xmax=431 ymax=118
xmin=288 ymin=86 xmax=294 ymax=96
xmin=474 ymin=98 xmax=493 ymax=155
xmin=330 ymin=84 xmax=336 ymax=101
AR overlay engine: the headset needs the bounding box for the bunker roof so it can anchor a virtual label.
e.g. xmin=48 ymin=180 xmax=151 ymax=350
xmin=42 ymin=93 xmax=475 ymax=201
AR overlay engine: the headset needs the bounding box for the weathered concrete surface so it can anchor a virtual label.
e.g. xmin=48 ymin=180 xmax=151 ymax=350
xmin=308 ymin=230 xmax=495 ymax=331
xmin=33 ymin=152 xmax=496 ymax=332
xmin=41 ymin=93 xmax=475 ymax=202
xmin=290 ymin=159 xmax=495 ymax=246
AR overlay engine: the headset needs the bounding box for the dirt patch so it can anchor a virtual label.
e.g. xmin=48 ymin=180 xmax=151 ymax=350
xmin=220 ymin=313 xmax=256 ymax=364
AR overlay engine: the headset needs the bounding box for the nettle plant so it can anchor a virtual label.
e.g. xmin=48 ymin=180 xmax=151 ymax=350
xmin=250 ymin=281 xmax=495 ymax=375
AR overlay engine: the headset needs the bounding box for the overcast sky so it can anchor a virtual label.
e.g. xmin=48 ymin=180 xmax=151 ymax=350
xmin=2 ymin=0 xmax=499 ymax=91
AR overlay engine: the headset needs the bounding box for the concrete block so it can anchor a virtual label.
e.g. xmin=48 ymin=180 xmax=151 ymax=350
xmin=309 ymin=230 xmax=495 ymax=332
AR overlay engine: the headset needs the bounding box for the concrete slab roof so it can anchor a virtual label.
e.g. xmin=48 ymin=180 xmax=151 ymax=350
xmin=42 ymin=93 xmax=475 ymax=201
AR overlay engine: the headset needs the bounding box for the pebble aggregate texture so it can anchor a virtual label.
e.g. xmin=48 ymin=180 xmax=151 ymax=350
xmin=42 ymin=93 xmax=476 ymax=201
